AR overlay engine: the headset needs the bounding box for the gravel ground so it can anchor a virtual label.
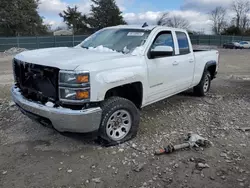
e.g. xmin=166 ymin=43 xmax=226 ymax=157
xmin=0 ymin=49 xmax=250 ymax=188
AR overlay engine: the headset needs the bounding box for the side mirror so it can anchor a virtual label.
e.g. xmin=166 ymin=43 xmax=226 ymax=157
xmin=150 ymin=46 xmax=174 ymax=58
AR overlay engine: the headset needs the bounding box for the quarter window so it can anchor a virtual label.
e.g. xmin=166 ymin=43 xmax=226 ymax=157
xmin=176 ymin=32 xmax=190 ymax=55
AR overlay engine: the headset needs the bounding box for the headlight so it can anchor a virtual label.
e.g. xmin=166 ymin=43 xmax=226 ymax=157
xmin=59 ymin=70 xmax=90 ymax=103
xmin=59 ymin=88 xmax=90 ymax=101
xmin=59 ymin=71 xmax=89 ymax=86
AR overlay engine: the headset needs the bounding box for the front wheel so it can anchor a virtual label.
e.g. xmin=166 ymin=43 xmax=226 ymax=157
xmin=98 ymin=97 xmax=140 ymax=145
xmin=193 ymin=71 xmax=211 ymax=96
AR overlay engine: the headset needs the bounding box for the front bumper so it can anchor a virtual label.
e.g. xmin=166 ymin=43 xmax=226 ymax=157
xmin=11 ymin=86 xmax=102 ymax=133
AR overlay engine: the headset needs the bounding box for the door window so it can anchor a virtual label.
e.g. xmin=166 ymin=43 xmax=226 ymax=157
xmin=176 ymin=32 xmax=190 ymax=55
xmin=149 ymin=31 xmax=175 ymax=58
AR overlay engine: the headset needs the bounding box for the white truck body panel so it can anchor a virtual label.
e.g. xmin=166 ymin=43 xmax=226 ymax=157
xmin=193 ymin=51 xmax=219 ymax=86
xmin=14 ymin=25 xmax=219 ymax=108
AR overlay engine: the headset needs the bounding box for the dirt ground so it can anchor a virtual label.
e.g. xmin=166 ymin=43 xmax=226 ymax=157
xmin=0 ymin=49 xmax=249 ymax=188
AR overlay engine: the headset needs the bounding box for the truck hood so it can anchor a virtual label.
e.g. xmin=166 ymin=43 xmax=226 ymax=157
xmin=15 ymin=47 xmax=128 ymax=70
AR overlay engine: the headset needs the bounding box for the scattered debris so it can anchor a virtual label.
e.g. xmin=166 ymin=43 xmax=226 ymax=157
xmin=111 ymin=151 xmax=117 ymax=155
xmin=118 ymin=148 xmax=124 ymax=152
xmin=92 ymin=178 xmax=101 ymax=183
xmin=173 ymin=163 xmax=179 ymax=169
xmin=128 ymin=143 xmax=146 ymax=154
xmin=221 ymin=176 xmax=226 ymax=180
xmin=58 ymin=168 xmax=62 ymax=171
xmin=132 ymin=143 xmax=137 ymax=148
xmin=155 ymin=133 xmax=211 ymax=155
xmin=148 ymin=180 xmax=153 ymax=183
xmin=210 ymin=176 xmax=215 ymax=180
xmin=133 ymin=163 xmax=145 ymax=172
xmin=67 ymin=169 xmax=73 ymax=173
xmin=237 ymin=127 xmax=250 ymax=132
xmin=220 ymin=152 xmax=228 ymax=158
xmin=237 ymin=179 xmax=244 ymax=182
xmin=162 ymin=177 xmax=173 ymax=184
xmin=8 ymin=101 xmax=15 ymax=107
xmin=196 ymin=163 xmax=210 ymax=170
xmin=2 ymin=171 xmax=7 ymax=175
xmin=132 ymin=152 xmax=138 ymax=158
xmin=240 ymin=144 xmax=246 ymax=147
xmin=80 ymin=155 xmax=84 ymax=159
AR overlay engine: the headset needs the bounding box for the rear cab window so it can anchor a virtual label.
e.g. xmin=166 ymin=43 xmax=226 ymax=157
xmin=175 ymin=31 xmax=190 ymax=55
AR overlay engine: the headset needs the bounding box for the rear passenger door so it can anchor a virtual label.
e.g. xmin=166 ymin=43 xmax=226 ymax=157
xmin=173 ymin=31 xmax=195 ymax=91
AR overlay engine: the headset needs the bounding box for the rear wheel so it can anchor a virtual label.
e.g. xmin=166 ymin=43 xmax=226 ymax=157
xmin=98 ymin=97 xmax=140 ymax=145
xmin=193 ymin=71 xmax=211 ymax=96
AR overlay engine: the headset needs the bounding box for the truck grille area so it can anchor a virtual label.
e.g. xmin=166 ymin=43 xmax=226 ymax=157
xmin=13 ymin=59 xmax=59 ymax=103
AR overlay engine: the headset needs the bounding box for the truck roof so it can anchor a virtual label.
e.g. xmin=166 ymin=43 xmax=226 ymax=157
xmin=107 ymin=25 xmax=187 ymax=32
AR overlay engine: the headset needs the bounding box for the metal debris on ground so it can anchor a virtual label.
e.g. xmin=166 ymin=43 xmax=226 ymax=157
xmin=155 ymin=133 xmax=212 ymax=155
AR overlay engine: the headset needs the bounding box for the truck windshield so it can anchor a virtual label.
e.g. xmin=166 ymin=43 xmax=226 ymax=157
xmin=81 ymin=28 xmax=151 ymax=54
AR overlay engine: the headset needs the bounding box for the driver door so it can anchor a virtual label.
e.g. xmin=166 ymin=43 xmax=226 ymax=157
xmin=145 ymin=31 xmax=179 ymax=104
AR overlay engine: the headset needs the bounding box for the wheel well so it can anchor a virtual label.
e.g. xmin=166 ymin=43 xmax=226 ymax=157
xmin=207 ymin=65 xmax=216 ymax=79
xmin=105 ymin=82 xmax=143 ymax=108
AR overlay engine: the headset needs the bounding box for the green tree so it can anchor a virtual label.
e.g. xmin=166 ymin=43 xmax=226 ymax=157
xmin=222 ymin=26 xmax=242 ymax=35
xmin=0 ymin=0 xmax=49 ymax=36
xmin=59 ymin=6 xmax=88 ymax=34
xmin=88 ymin=0 xmax=126 ymax=29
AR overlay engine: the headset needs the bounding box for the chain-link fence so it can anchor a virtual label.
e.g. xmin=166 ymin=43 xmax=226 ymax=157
xmin=1 ymin=34 xmax=250 ymax=52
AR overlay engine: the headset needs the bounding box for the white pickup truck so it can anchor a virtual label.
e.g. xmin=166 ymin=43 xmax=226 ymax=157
xmin=11 ymin=25 xmax=219 ymax=145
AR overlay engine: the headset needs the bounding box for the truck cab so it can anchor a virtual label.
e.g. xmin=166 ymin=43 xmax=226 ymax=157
xmin=11 ymin=25 xmax=219 ymax=145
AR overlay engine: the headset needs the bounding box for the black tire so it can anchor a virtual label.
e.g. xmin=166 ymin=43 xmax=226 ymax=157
xmin=193 ymin=71 xmax=211 ymax=97
xmin=98 ymin=97 xmax=140 ymax=146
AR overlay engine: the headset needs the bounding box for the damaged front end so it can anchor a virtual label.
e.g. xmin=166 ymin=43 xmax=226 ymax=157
xmin=11 ymin=59 xmax=102 ymax=133
xmin=13 ymin=59 xmax=59 ymax=104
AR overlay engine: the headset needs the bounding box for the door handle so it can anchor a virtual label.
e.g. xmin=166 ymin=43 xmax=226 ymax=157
xmin=172 ymin=61 xmax=179 ymax=66
xmin=189 ymin=59 xmax=194 ymax=63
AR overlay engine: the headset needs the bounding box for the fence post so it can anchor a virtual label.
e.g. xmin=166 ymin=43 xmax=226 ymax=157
xmin=73 ymin=34 xmax=75 ymax=47
xmin=208 ymin=35 xmax=210 ymax=46
xmin=17 ymin=35 xmax=20 ymax=48
xmin=36 ymin=36 xmax=39 ymax=49
xmin=198 ymin=35 xmax=200 ymax=45
xmin=220 ymin=35 xmax=222 ymax=46
xmin=54 ymin=36 xmax=56 ymax=47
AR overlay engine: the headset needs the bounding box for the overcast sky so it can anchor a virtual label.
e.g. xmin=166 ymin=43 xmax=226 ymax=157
xmin=38 ymin=0 xmax=238 ymax=33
